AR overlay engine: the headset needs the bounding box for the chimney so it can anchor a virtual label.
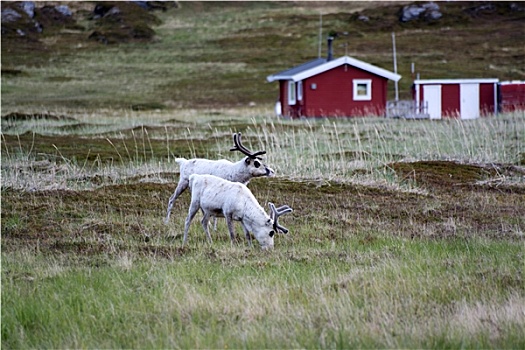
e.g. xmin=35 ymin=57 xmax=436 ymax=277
xmin=327 ymin=36 xmax=334 ymax=61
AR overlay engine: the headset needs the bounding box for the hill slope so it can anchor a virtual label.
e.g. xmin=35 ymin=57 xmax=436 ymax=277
xmin=1 ymin=1 xmax=524 ymax=111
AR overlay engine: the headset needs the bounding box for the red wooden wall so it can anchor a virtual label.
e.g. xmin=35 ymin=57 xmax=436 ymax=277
xmin=280 ymin=65 xmax=389 ymax=118
xmin=480 ymin=83 xmax=496 ymax=116
xmin=441 ymin=84 xmax=460 ymax=118
xmin=500 ymin=82 xmax=525 ymax=112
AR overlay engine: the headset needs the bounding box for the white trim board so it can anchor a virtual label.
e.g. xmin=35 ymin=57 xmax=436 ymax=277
xmin=414 ymin=78 xmax=499 ymax=85
xmin=268 ymin=56 xmax=401 ymax=83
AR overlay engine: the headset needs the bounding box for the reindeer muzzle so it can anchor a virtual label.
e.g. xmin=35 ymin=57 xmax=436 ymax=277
xmin=265 ymin=167 xmax=276 ymax=177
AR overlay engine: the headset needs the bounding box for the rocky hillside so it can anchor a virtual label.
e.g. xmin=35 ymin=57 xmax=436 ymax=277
xmin=2 ymin=2 xmax=176 ymax=59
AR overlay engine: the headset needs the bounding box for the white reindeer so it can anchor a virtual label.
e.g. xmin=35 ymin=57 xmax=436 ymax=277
xmin=164 ymin=132 xmax=275 ymax=223
xmin=183 ymin=174 xmax=293 ymax=250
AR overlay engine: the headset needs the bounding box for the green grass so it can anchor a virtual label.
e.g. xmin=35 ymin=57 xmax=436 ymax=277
xmin=2 ymin=237 xmax=523 ymax=348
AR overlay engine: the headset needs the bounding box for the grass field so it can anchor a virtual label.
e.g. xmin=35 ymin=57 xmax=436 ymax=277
xmin=2 ymin=1 xmax=525 ymax=349
xmin=2 ymin=108 xmax=524 ymax=348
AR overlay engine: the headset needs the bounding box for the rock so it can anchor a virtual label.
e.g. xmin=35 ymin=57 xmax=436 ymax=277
xmin=509 ymin=2 xmax=524 ymax=12
xmin=400 ymin=2 xmax=442 ymax=22
xmin=92 ymin=4 xmax=121 ymax=19
xmin=19 ymin=1 xmax=35 ymax=18
xmin=426 ymin=10 xmax=442 ymax=20
xmin=464 ymin=3 xmax=498 ymax=17
xmin=400 ymin=4 xmax=426 ymax=22
xmin=37 ymin=5 xmax=75 ymax=30
xmin=106 ymin=6 xmax=121 ymax=17
xmin=34 ymin=21 xmax=43 ymax=33
xmin=1 ymin=8 xmax=22 ymax=23
xmin=423 ymin=3 xmax=442 ymax=21
xmin=133 ymin=1 xmax=149 ymax=10
xmin=132 ymin=1 xmax=175 ymax=12
xmin=1 ymin=5 xmax=38 ymax=38
xmin=88 ymin=2 xmax=160 ymax=44
xmin=55 ymin=5 xmax=72 ymax=17
xmin=422 ymin=2 xmax=440 ymax=12
xmin=93 ymin=3 xmax=114 ymax=18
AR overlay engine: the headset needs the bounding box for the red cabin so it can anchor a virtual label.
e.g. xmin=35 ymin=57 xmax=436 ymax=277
xmin=413 ymin=79 xmax=499 ymax=119
xmin=499 ymin=81 xmax=525 ymax=113
xmin=267 ymin=53 xmax=401 ymax=118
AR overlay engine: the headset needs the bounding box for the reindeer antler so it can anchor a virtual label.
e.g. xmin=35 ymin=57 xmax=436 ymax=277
xmin=230 ymin=132 xmax=266 ymax=159
xmin=269 ymin=202 xmax=293 ymax=234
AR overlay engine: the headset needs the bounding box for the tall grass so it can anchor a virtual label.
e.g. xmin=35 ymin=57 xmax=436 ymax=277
xmin=2 ymin=109 xmax=523 ymax=192
xmin=256 ymin=111 xmax=524 ymax=187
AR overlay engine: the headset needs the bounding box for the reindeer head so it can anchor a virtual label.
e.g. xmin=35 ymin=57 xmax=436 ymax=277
xmin=230 ymin=132 xmax=275 ymax=178
xmin=252 ymin=202 xmax=293 ymax=250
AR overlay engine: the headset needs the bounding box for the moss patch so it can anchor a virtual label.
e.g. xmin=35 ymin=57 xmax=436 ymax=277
xmin=1 ymin=112 xmax=76 ymax=122
xmin=1 ymin=130 xmax=222 ymax=166
xmin=390 ymin=160 xmax=495 ymax=188
xmin=3 ymin=173 xmax=524 ymax=264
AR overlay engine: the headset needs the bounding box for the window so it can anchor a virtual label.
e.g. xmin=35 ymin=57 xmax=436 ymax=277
xmin=297 ymin=81 xmax=303 ymax=101
xmin=288 ymin=81 xmax=296 ymax=105
xmin=353 ymin=79 xmax=372 ymax=101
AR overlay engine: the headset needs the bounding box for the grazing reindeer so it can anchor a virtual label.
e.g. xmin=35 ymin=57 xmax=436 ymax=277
xmin=164 ymin=133 xmax=275 ymax=223
xmin=183 ymin=174 xmax=293 ymax=250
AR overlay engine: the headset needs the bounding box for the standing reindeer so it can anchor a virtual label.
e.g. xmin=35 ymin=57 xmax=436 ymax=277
xmin=164 ymin=133 xmax=275 ymax=223
xmin=183 ymin=174 xmax=293 ymax=249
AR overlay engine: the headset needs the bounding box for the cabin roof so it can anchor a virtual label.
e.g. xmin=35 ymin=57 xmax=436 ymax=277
xmin=267 ymin=55 xmax=402 ymax=83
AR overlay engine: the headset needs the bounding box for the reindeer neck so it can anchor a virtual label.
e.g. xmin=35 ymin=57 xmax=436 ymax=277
xmin=226 ymin=159 xmax=251 ymax=182
xmin=241 ymin=202 xmax=270 ymax=230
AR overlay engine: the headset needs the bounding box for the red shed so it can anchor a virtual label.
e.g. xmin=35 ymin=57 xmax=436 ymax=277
xmin=499 ymin=81 xmax=525 ymax=113
xmin=413 ymin=78 xmax=499 ymax=119
xmin=267 ymin=55 xmax=401 ymax=118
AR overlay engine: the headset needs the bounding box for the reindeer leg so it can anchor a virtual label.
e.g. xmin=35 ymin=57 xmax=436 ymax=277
xmin=165 ymin=180 xmax=188 ymax=224
xmin=225 ymin=215 xmax=236 ymax=246
xmin=201 ymin=211 xmax=213 ymax=244
xmin=241 ymin=224 xmax=252 ymax=247
xmin=182 ymin=200 xmax=200 ymax=247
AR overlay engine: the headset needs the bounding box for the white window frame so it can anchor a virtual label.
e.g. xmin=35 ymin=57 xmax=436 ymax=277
xmin=297 ymin=81 xmax=303 ymax=101
xmin=288 ymin=80 xmax=296 ymax=105
xmin=353 ymin=79 xmax=372 ymax=101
